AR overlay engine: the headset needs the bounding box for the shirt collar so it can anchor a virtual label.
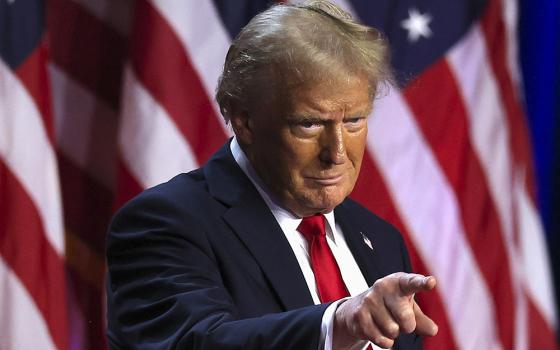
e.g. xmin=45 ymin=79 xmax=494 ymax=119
xmin=230 ymin=137 xmax=337 ymax=241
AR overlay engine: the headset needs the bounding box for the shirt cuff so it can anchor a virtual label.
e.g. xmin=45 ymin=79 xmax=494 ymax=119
xmin=320 ymin=298 xmax=371 ymax=350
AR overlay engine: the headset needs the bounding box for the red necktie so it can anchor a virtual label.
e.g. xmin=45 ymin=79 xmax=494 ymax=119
xmin=299 ymin=215 xmax=375 ymax=349
xmin=298 ymin=214 xmax=349 ymax=302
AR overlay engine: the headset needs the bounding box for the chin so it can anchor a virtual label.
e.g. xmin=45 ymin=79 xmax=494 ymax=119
xmin=287 ymin=183 xmax=353 ymax=216
xmin=304 ymin=193 xmax=347 ymax=214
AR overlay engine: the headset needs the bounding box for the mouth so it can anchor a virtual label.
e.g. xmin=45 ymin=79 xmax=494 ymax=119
xmin=307 ymin=174 xmax=344 ymax=186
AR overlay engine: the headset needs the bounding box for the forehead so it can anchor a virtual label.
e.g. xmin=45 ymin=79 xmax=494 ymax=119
xmin=289 ymin=75 xmax=373 ymax=115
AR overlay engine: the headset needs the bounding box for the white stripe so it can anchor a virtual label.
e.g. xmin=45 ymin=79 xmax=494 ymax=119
xmin=448 ymin=24 xmax=557 ymax=336
xmin=49 ymin=63 xmax=117 ymax=190
xmin=119 ymin=65 xmax=199 ymax=189
xmin=0 ymin=59 xmax=65 ymax=256
xmin=500 ymin=0 xmax=558 ymax=330
xmin=69 ymin=0 xmax=133 ymax=35
xmin=514 ymin=280 xmax=529 ymax=350
xmin=368 ymin=88 xmax=503 ymax=350
xmin=501 ymin=0 xmax=522 ymax=89
xmin=447 ymin=25 xmax=527 ymax=349
xmin=150 ymin=0 xmax=232 ymax=136
xmin=448 ymin=26 xmax=515 ymax=277
xmin=515 ymin=171 xmax=558 ymax=328
xmin=0 ymin=259 xmax=57 ymax=350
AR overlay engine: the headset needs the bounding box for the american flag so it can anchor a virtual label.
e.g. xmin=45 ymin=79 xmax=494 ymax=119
xmin=0 ymin=0 xmax=557 ymax=349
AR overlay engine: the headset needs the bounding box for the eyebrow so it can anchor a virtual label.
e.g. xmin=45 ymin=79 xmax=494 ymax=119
xmin=289 ymin=115 xmax=326 ymax=122
xmin=289 ymin=107 xmax=372 ymax=121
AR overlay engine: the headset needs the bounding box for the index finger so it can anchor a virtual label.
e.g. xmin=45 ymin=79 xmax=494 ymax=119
xmin=398 ymin=274 xmax=436 ymax=295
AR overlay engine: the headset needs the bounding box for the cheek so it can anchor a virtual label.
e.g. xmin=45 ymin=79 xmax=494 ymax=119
xmin=347 ymin=133 xmax=367 ymax=164
xmin=284 ymin=142 xmax=320 ymax=173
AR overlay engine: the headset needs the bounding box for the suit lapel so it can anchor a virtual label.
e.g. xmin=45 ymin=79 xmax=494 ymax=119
xmin=204 ymin=141 xmax=314 ymax=310
xmin=335 ymin=201 xmax=385 ymax=286
xmin=223 ymin=194 xmax=314 ymax=310
xmin=336 ymin=202 xmax=409 ymax=350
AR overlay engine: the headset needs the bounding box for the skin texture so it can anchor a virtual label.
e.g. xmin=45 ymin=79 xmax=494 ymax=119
xmin=334 ymin=273 xmax=438 ymax=349
xmin=231 ymin=74 xmax=438 ymax=348
xmin=232 ymin=75 xmax=372 ymax=218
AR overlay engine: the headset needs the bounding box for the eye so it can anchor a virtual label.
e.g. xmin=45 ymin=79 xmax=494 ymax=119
xmin=300 ymin=121 xmax=320 ymax=129
xmin=291 ymin=118 xmax=323 ymax=137
xmin=344 ymin=117 xmax=366 ymax=130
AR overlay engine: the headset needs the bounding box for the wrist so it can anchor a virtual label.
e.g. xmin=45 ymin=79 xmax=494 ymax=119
xmin=333 ymin=300 xmax=358 ymax=350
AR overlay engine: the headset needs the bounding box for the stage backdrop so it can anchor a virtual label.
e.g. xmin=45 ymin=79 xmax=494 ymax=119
xmin=0 ymin=0 xmax=558 ymax=349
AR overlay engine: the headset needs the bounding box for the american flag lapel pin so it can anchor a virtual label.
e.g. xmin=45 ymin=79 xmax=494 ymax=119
xmin=360 ymin=232 xmax=373 ymax=250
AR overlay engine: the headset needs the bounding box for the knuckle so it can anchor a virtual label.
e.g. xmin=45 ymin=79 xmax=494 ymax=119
xmin=380 ymin=321 xmax=400 ymax=339
xmin=401 ymin=321 xmax=416 ymax=334
xmin=359 ymin=294 xmax=371 ymax=307
xmin=361 ymin=292 xmax=380 ymax=310
xmin=387 ymin=322 xmax=400 ymax=338
xmin=397 ymin=307 xmax=414 ymax=322
xmin=397 ymin=313 xmax=416 ymax=334
xmin=373 ymin=279 xmax=388 ymax=292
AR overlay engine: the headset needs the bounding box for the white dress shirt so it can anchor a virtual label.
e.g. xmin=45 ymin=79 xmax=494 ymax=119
xmin=231 ymin=138 xmax=382 ymax=350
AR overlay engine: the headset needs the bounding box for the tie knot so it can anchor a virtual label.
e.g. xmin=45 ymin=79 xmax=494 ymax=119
xmin=297 ymin=214 xmax=326 ymax=242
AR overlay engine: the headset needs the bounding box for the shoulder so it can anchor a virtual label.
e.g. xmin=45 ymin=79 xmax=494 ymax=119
xmin=108 ymin=169 xmax=222 ymax=246
xmin=113 ymin=170 xmax=212 ymax=221
xmin=128 ymin=170 xmax=206 ymax=207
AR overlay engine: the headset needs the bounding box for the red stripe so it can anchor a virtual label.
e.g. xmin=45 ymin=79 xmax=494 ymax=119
xmin=403 ymin=59 xmax=516 ymax=349
xmin=352 ymin=154 xmax=460 ymax=350
xmin=480 ymin=0 xmax=537 ymax=201
xmin=0 ymin=160 xmax=69 ymax=350
xmin=47 ymin=0 xmax=127 ymax=110
xmin=480 ymin=2 xmax=558 ymax=346
xmin=47 ymin=0 xmax=123 ymax=254
xmin=45 ymin=0 xmax=126 ymax=241
xmin=56 ymin=154 xmax=111 ymax=350
xmin=14 ymin=43 xmax=55 ymax=144
xmin=114 ymin=158 xmax=145 ymax=209
xmin=45 ymin=3 xmax=128 ymax=349
xmin=67 ymin=268 xmax=108 ymax=350
xmin=130 ymin=0 xmax=228 ymax=164
xmin=57 ymin=153 xmax=113 ymax=255
xmin=57 ymin=153 xmax=109 ymax=350
xmin=527 ymin=296 xmax=559 ymax=350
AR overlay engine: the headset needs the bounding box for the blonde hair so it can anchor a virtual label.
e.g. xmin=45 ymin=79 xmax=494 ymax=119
xmin=216 ymin=0 xmax=393 ymax=122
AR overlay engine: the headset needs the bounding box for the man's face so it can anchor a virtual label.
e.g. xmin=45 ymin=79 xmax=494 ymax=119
xmin=239 ymin=75 xmax=372 ymax=217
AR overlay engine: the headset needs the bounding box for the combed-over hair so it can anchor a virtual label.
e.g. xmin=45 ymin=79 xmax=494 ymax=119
xmin=215 ymin=0 xmax=393 ymax=122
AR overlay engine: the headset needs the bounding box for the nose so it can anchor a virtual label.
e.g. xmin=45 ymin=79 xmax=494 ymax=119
xmin=320 ymin=123 xmax=347 ymax=165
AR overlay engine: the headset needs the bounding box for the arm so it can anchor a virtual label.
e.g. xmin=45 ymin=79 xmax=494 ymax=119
xmin=106 ymin=190 xmax=328 ymax=350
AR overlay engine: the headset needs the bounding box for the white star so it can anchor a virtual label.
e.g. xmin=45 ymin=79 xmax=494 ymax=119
xmin=401 ymin=8 xmax=433 ymax=43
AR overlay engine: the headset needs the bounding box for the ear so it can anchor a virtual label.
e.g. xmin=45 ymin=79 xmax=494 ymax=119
xmin=230 ymin=109 xmax=254 ymax=145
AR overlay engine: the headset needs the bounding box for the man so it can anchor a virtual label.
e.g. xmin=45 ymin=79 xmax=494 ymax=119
xmin=106 ymin=1 xmax=438 ymax=349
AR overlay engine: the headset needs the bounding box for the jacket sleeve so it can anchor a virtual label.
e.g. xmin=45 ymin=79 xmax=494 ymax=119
xmin=106 ymin=189 xmax=328 ymax=350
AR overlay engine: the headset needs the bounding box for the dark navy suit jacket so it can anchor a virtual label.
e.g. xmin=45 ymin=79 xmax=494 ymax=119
xmin=106 ymin=141 xmax=423 ymax=349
